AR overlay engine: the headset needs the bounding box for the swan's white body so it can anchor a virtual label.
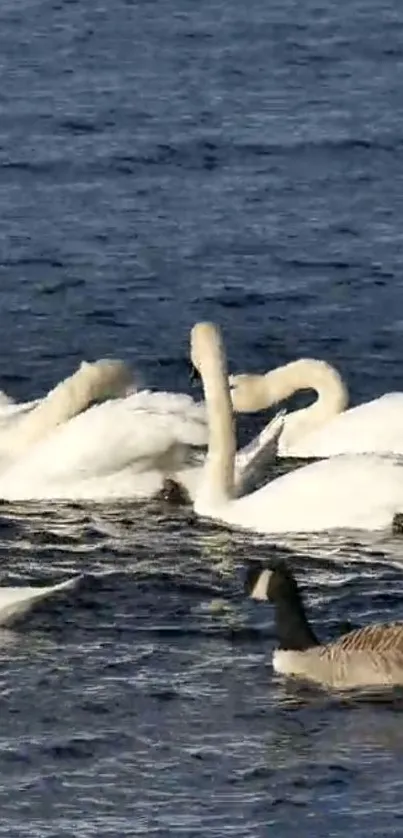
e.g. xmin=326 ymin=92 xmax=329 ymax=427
xmin=284 ymin=393 xmax=403 ymax=458
xmin=0 ymin=576 xmax=80 ymax=625
xmin=0 ymin=385 xmax=283 ymax=502
xmin=193 ymin=323 xmax=403 ymax=534
xmin=230 ymin=359 xmax=403 ymax=458
xmin=0 ymin=365 xmax=207 ymax=500
xmin=0 ymin=390 xmax=207 ymax=500
xmin=213 ymin=453 xmax=403 ymax=533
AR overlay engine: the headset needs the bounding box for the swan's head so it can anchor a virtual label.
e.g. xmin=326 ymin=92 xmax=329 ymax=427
xmin=190 ymin=322 xmax=225 ymax=376
xmin=78 ymin=359 xmax=137 ymax=400
xmin=229 ymin=373 xmax=268 ymax=413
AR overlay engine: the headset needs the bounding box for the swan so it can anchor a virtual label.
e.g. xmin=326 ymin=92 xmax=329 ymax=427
xmin=0 ymin=385 xmax=284 ymax=501
xmin=191 ymin=322 xmax=403 ymax=533
xmin=230 ymin=358 xmax=403 ymax=458
xmin=246 ymin=561 xmax=403 ymax=690
xmin=0 ymin=575 xmax=81 ymax=626
xmin=0 ymin=358 xmax=133 ymax=458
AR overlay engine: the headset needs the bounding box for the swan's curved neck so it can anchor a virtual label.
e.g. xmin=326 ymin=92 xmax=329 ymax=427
xmin=3 ymin=360 xmax=130 ymax=455
xmin=193 ymin=327 xmax=236 ymax=508
xmin=264 ymin=359 xmax=348 ymax=444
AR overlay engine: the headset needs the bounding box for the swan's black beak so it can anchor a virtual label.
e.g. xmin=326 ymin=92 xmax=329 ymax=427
xmin=188 ymin=361 xmax=200 ymax=385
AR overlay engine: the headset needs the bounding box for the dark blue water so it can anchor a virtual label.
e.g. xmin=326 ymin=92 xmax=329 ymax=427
xmin=1 ymin=0 xmax=403 ymax=834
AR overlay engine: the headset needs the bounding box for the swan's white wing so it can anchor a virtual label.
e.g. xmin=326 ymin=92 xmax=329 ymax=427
xmin=0 ymin=576 xmax=81 ymax=625
xmin=234 ymin=411 xmax=285 ymax=496
xmin=287 ymin=393 xmax=403 ymax=457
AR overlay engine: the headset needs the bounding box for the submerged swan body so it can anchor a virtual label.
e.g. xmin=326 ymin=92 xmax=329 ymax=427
xmin=247 ymin=562 xmax=403 ymax=690
xmin=0 ymin=576 xmax=80 ymax=626
xmin=230 ymin=359 xmax=403 ymax=457
xmin=192 ymin=322 xmax=403 ymax=534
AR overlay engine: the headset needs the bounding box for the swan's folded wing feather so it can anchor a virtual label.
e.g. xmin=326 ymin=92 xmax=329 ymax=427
xmin=234 ymin=411 xmax=285 ymax=496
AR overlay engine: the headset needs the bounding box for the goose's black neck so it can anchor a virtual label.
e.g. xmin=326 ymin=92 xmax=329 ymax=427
xmin=272 ymin=570 xmax=320 ymax=652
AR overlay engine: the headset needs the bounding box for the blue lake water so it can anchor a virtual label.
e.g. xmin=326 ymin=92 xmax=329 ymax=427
xmin=1 ymin=0 xmax=403 ymax=834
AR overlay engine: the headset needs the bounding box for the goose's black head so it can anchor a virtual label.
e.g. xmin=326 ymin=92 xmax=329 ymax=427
xmin=245 ymin=560 xmax=319 ymax=652
xmin=245 ymin=560 xmax=299 ymax=602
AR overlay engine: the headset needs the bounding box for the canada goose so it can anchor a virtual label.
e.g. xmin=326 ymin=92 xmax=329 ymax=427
xmin=245 ymin=561 xmax=403 ymax=690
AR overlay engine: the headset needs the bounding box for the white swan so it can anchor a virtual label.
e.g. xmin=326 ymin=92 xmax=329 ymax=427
xmin=0 ymin=358 xmax=133 ymax=458
xmin=230 ymin=358 xmax=403 ymax=458
xmin=0 ymin=575 xmax=81 ymax=626
xmin=0 ymin=385 xmax=284 ymax=501
xmin=192 ymin=322 xmax=403 ymax=534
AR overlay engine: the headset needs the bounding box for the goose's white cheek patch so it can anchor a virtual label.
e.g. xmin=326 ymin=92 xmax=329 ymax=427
xmin=273 ymin=650 xmax=297 ymax=676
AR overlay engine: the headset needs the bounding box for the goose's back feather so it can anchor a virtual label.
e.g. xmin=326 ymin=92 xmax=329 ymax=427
xmin=333 ymin=622 xmax=403 ymax=654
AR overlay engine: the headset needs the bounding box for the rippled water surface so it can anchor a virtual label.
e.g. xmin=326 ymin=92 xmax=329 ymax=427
xmin=1 ymin=0 xmax=403 ymax=834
